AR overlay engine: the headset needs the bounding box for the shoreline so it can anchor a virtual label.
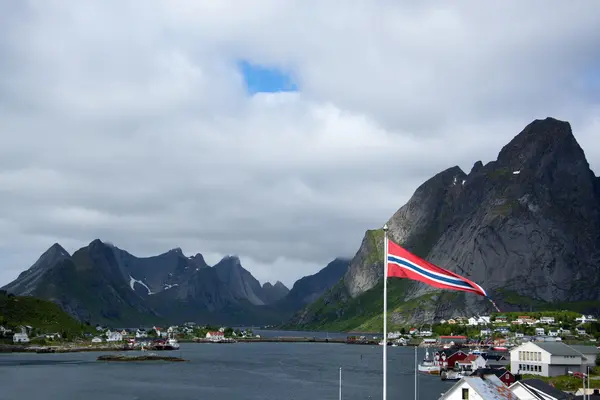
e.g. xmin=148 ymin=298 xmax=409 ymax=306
xmin=0 ymin=337 xmax=420 ymax=353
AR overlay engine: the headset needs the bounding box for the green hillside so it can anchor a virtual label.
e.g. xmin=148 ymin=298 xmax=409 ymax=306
xmin=0 ymin=290 xmax=92 ymax=336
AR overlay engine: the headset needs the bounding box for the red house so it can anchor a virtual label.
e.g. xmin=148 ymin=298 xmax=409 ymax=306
xmin=473 ymin=368 xmax=516 ymax=386
xmin=436 ymin=350 xmax=468 ymax=368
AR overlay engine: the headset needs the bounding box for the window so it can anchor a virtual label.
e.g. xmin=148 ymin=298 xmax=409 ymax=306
xmin=518 ymin=351 xmax=523 ymax=361
xmin=462 ymin=388 xmax=469 ymax=399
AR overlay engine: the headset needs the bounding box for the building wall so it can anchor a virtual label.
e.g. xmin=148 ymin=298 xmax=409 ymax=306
xmin=551 ymin=355 xmax=581 ymax=365
xmin=441 ymin=381 xmax=484 ymax=400
xmin=510 ymin=342 xmax=550 ymax=376
xmin=581 ymin=353 xmax=598 ymax=366
xmin=548 ymin=364 xmax=583 ymax=377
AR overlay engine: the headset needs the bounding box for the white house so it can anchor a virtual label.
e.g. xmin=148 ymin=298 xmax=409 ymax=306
xmin=106 ymin=331 xmax=123 ymax=342
xmin=576 ymin=327 xmax=587 ymax=336
xmin=548 ymin=330 xmax=559 ymax=337
xmin=539 ymin=317 xmax=555 ymax=324
xmin=576 ymin=315 xmax=597 ymax=324
xmin=13 ymin=332 xmax=29 ymax=343
xmin=91 ymin=336 xmax=103 ymax=343
xmin=420 ymin=329 xmax=433 ymax=337
xmin=206 ymin=331 xmax=225 ymax=342
xmin=135 ymin=329 xmax=147 ymax=339
xmin=0 ymin=325 xmax=11 ymax=337
xmin=510 ymin=342 xmax=597 ymax=377
xmin=480 ymin=329 xmax=492 ymax=337
xmin=438 ymin=374 xmax=518 ymax=400
xmin=535 ymin=328 xmax=545 ymax=336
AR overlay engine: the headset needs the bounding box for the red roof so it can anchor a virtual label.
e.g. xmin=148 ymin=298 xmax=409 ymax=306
xmin=208 ymin=331 xmax=224 ymax=335
xmin=440 ymin=335 xmax=467 ymax=339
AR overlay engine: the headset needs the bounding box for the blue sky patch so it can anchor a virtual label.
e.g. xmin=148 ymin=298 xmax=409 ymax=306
xmin=238 ymin=60 xmax=298 ymax=94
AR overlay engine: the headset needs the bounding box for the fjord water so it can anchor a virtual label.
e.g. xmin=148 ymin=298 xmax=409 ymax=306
xmin=0 ymin=343 xmax=453 ymax=400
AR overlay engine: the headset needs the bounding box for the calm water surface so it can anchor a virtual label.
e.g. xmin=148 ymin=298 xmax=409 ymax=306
xmin=0 ymin=343 xmax=453 ymax=400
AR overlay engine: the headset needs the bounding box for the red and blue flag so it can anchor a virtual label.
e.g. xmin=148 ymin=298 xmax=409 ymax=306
xmin=386 ymin=238 xmax=488 ymax=297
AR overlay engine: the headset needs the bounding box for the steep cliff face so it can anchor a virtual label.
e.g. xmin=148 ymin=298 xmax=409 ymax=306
xmin=290 ymin=118 xmax=600 ymax=329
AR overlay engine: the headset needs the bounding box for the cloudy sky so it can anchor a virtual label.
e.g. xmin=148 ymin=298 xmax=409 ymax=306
xmin=1 ymin=1 xmax=600 ymax=288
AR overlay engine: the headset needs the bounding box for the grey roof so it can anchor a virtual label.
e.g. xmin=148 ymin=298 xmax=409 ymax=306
xmin=533 ymin=342 xmax=583 ymax=357
xmin=520 ymin=379 xmax=571 ymax=400
xmin=567 ymin=345 xmax=600 ymax=355
xmin=462 ymin=375 xmax=519 ymax=400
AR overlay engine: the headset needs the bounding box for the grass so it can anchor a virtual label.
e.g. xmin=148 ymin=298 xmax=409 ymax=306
xmin=0 ymin=290 xmax=93 ymax=336
xmin=521 ymin=374 xmax=588 ymax=392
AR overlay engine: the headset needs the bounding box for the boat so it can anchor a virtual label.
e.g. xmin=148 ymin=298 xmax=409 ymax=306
xmin=417 ymin=348 xmax=441 ymax=374
xmin=152 ymin=338 xmax=180 ymax=351
xmin=441 ymin=369 xmax=466 ymax=381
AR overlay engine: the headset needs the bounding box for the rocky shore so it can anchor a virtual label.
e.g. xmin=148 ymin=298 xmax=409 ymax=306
xmin=97 ymin=354 xmax=187 ymax=362
xmin=0 ymin=343 xmax=134 ymax=354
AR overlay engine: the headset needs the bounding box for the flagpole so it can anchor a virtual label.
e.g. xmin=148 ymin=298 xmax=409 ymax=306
xmin=382 ymin=223 xmax=389 ymax=400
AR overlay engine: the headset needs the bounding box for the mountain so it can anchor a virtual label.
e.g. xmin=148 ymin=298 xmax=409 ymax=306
xmin=278 ymin=258 xmax=350 ymax=311
xmin=3 ymin=240 xmax=346 ymax=326
xmin=287 ymin=117 xmax=600 ymax=331
xmin=262 ymin=281 xmax=290 ymax=304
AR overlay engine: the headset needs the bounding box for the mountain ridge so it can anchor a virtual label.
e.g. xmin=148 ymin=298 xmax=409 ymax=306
xmin=287 ymin=117 xmax=600 ymax=331
xmin=3 ymin=240 xmax=349 ymax=326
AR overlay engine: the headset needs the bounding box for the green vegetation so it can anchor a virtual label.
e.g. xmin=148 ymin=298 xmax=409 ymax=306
xmin=0 ymin=290 xmax=94 ymax=338
xmin=289 ymin=278 xmax=417 ymax=332
xmin=521 ymin=374 xmax=587 ymax=393
xmin=497 ymin=289 xmax=600 ymax=316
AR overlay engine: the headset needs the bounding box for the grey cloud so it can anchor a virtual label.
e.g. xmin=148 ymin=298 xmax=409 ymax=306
xmin=1 ymin=0 xmax=599 ymax=287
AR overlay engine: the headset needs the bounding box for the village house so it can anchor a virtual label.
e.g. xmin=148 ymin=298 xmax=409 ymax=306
xmin=437 ymin=350 xmax=468 ymax=369
xmin=510 ymin=342 xmax=599 ymax=377
xmin=539 ymin=316 xmax=555 ymax=324
xmin=135 ymin=329 xmax=147 ymax=339
xmin=576 ymin=327 xmax=587 ymax=336
xmin=106 ymin=331 xmax=123 ymax=342
xmin=473 ymin=368 xmax=516 ymax=387
xmin=468 ymin=316 xmax=491 ymax=326
xmin=206 ymin=331 xmax=225 ymax=342
xmin=408 ymin=328 xmax=419 ymax=335
xmin=0 ymin=325 xmax=11 ymax=337
xmin=439 ymin=374 xmax=518 ymax=400
xmin=420 ymin=329 xmax=433 ymax=337
xmin=455 ymin=354 xmax=487 ymax=373
xmin=387 ymin=331 xmax=402 ymax=339
xmin=439 ymin=336 xmax=468 ymax=346
xmin=559 ymin=328 xmax=571 ymax=335
xmin=494 ymin=315 xmax=508 ymax=324
xmin=480 ymin=328 xmax=492 ymax=337
xmin=548 ymin=330 xmax=559 ymax=337
xmin=439 ymin=319 xmax=447 ymax=324
xmin=447 ymin=319 xmax=457 ymax=325
xmin=576 ymin=315 xmax=597 ymax=324
xmin=12 ymin=330 xmax=29 ymax=343
xmin=535 ymin=328 xmax=545 ymax=336
xmin=509 ymin=378 xmax=571 ymax=400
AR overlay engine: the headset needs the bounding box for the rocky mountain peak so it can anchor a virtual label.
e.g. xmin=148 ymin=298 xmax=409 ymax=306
xmin=274 ymin=281 xmax=288 ymax=291
xmin=470 ymin=161 xmax=484 ymax=175
xmin=496 ymin=118 xmax=583 ymax=170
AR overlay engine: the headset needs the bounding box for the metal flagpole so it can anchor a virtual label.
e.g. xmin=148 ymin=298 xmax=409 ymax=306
xmin=339 ymin=367 xmax=342 ymax=400
xmin=414 ymin=346 xmax=417 ymax=400
xmin=383 ymin=223 xmax=389 ymax=400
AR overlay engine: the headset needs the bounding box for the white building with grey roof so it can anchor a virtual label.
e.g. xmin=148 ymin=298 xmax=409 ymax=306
xmin=510 ymin=341 xmax=599 ymax=377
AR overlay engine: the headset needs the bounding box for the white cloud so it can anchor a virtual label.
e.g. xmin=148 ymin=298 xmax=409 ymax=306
xmin=1 ymin=0 xmax=599 ymax=287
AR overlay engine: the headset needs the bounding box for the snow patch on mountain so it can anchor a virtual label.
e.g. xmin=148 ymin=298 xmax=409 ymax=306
xmin=129 ymin=275 xmax=153 ymax=295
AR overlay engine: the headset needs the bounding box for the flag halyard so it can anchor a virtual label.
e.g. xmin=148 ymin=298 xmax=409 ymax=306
xmin=386 ymin=238 xmax=488 ymax=297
